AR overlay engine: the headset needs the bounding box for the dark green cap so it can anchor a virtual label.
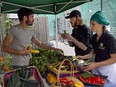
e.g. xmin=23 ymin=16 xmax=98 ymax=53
xmin=90 ymin=11 xmax=109 ymax=25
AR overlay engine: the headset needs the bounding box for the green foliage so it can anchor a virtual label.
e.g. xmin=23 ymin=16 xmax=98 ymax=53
xmin=29 ymin=48 xmax=61 ymax=75
xmin=80 ymin=72 xmax=93 ymax=78
xmin=0 ymin=54 xmax=12 ymax=74
xmin=3 ymin=14 xmax=13 ymax=33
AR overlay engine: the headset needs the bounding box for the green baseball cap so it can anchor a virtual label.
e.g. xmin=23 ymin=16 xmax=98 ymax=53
xmin=90 ymin=11 xmax=109 ymax=25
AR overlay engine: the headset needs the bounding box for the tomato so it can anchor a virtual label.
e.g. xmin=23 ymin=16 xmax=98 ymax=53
xmin=60 ymin=77 xmax=75 ymax=86
xmin=87 ymin=78 xmax=91 ymax=83
xmin=67 ymin=80 xmax=74 ymax=85
xmin=79 ymin=75 xmax=106 ymax=85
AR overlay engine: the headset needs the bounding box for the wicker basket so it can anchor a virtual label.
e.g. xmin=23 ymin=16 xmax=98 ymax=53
xmin=49 ymin=59 xmax=84 ymax=87
xmin=47 ymin=59 xmax=79 ymax=76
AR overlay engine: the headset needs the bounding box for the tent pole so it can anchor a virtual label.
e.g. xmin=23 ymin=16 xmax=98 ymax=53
xmin=0 ymin=0 xmax=4 ymax=56
xmin=0 ymin=0 xmax=1 ymax=13
xmin=54 ymin=3 xmax=58 ymax=47
xmin=55 ymin=15 xmax=58 ymax=47
xmin=101 ymin=0 xmax=103 ymax=11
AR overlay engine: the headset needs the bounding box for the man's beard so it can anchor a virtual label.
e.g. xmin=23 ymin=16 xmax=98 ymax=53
xmin=26 ymin=20 xmax=33 ymax=26
xmin=71 ymin=23 xmax=78 ymax=27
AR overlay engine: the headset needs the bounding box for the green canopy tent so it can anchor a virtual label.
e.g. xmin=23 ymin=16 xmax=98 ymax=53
xmin=1 ymin=0 xmax=92 ymax=14
xmin=0 ymin=0 xmax=92 ymax=46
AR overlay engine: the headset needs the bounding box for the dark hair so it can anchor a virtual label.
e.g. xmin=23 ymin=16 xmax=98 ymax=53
xmin=102 ymin=25 xmax=107 ymax=32
xmin=17 ymin=7 xmax=34 ymax=21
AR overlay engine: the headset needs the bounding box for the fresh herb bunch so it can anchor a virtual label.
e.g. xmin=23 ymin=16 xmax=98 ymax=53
xmin=29 ymin=48 xmax=62 ymax=75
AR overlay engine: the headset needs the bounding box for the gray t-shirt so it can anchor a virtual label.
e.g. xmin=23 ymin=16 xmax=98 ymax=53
xmin=8 ymin=24 xmax=36 ymax=66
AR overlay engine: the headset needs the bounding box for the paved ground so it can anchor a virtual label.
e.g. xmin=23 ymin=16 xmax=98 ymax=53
xmin=50 ymin=40 xmax=75 ymax=56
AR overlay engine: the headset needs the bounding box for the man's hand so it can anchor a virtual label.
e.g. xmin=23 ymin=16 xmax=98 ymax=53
xmin=20 ymin=46 xmax=31 ymax=55
xmin=61 ymin=33 xmax=73 ymax=41
xmin=61 ymin=34 xmax=67 ymax=39
xmin=65 ymin=34 xmax=74 ymax=41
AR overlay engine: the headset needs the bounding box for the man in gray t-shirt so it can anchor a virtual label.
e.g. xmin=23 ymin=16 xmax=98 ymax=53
xmin=2 ymin=7 xmax=62 ymax=68
xmin=8 ymin=24 xmax=35 ymax=66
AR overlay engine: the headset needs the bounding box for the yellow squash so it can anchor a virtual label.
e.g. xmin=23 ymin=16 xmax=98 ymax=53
xmin=31 ymin=50 xmax=40 ymax=54
xmin=74 ymin=81 xmax=84 ymax=87
xmin=47 ymin=73 xmax=57 ymax=83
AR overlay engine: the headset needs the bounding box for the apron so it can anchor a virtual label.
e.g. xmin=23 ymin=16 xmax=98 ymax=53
xmin=92 ymin=63 xmax=116 ymax=84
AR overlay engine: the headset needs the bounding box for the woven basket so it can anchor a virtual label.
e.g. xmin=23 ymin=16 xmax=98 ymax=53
xmin=50 ymin=59 xmax=73 ymax=87
xmin=47 ymin=59 xmax=79 ymax=76
xmin=49 ymin=59 xmax=82 ymax=87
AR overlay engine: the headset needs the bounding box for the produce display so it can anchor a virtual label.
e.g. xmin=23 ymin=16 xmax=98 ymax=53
xmin=79 ymin=72 xmax=107 ymax=86
xmin=0 ymin=54 xmax=12 ymax=74
xmin=60 ymin=77 xmax=84 ymax=87
xmin=49 ymin=63 xmax=70 ymax=71
xmin=29 ymin=48 xmax=62 ymax=75
xmin=29 ymin=47 xmax=108 ymax=86
xmin=47 ymin=58 xmax=80 ymax=76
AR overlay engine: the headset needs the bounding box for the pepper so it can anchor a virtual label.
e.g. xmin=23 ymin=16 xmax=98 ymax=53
xmin=52 ymin=63 xmax=60 ymax=68
xmin=67 ymin=80 xmax=73 ymax=85
xmin=60 ymin=78 xmax=74 ymax=85
xmin=79 ymin=75 xmax=105 ymax=85
xmin=60 ymin=77 xmax=68 ymax=84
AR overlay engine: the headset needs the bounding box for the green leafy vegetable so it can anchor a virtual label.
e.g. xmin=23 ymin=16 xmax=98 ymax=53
xmin=80 ymin=72 xmax=93 ymax=78
xmin=29 ymin=48 xmax=61 ymax=75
